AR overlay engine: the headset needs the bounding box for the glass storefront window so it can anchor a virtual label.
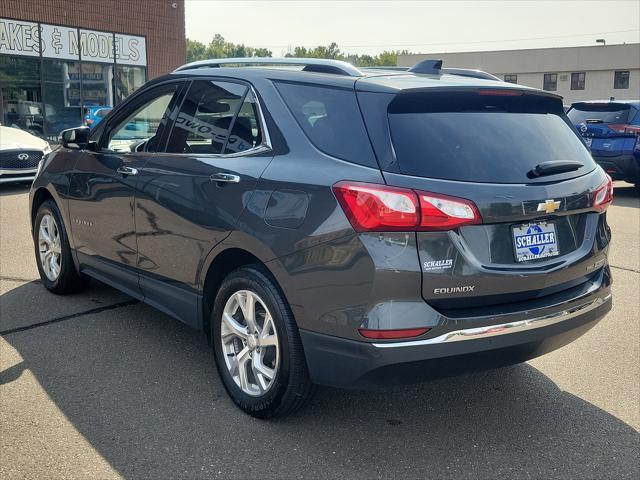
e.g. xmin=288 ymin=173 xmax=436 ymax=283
xmin=0 ymin=55 xmax=44 ymax=137
xmin=1 ymin=20 xmax=147 ymax=142
xmin=42 ymin=59 xmax=83 ymax=139
xmin=115 ymin=65 xmax=147 ymax=104
xmin=80 ymin=62 xmax=114 ymax=110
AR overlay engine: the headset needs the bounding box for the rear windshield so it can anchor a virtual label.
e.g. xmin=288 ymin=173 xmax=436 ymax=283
xmin=567 ymin=103 xmax=634 ymax=125
xmin=388 ymin=93 xmax=595 ymax=183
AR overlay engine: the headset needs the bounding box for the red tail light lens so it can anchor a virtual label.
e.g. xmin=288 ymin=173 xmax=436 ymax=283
xmin=332 ymin=182 xmax=419 ymax=231
xmin=359 ymin=327 xmax=430 ymax=339
xmin=418 ymin=192 xmax=482 ymax=230
xmin=608 ymin=124 xmax=640 ymax=134
xmin=593 ymin=175 xmax=613 ymax=211
xmin=333 ymin=181 xmax=482 ymax=232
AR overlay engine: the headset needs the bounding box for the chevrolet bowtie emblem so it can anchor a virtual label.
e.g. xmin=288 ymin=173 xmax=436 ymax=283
xmin=537 ymin=199 xmax=561 ymax=214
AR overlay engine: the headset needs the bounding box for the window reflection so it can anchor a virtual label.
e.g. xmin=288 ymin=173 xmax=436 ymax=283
xmin=0 ymin=55 xmax=43 ymax=137
xmin=42 ymin=59 xmax=83 ymax=140
xmin=115 ymin=65 xmax=146 ymax=104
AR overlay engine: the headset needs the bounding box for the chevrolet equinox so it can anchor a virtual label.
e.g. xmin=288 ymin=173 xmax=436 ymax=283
xmin=29 ymin=58 xmax=613 ymax=418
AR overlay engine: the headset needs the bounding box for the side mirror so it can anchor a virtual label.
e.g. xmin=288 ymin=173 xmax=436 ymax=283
xmin=60 ymin=126 xmax=91 ymax=150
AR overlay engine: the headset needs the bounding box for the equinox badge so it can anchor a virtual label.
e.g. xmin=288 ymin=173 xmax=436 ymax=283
xmin=434 ymin=286 xmax=475 ymax=294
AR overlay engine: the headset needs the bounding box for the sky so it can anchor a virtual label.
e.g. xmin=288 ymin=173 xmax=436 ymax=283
xmin=185 ymin=0 xmax=640 ymax=56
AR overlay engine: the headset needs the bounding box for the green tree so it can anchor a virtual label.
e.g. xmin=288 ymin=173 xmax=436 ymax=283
xmin=187 ymin=36 xmax=410 ymax=66
xmin=186 ymin=34 xmax=272 ymax=62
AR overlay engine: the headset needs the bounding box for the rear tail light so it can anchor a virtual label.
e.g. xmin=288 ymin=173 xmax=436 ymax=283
xmin=85 ymin=118 xmax=94 ymax=126
xmin=333 ymin=181 xmax=482 ymax=232
xmin=332 ymin=182 xmax=419 ymax=231
xmin=359 ymin=327 xmax=430 ymax=340
xmin=608 ymin=124 xmax=640 ymax=134
xmin=418 ymin=192 xmax=482 ymax=230
xmin=593 ymin=175 xmax=613 ymax=211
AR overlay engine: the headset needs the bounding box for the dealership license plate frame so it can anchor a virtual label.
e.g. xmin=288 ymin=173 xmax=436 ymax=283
xmin=512 ymin=221 xmax=560 ymax=263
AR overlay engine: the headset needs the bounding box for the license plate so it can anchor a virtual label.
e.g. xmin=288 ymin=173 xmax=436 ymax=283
xmin=512 ymin=222 xmax=560 ymax=262
xmin=584 ymin=137 xmax=592 ymax=147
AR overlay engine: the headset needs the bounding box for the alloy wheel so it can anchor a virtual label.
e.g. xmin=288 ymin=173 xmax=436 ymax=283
xmin=38 ymin=213 xmax=62 ymax=282
xmin=220 ymin=290 xmax=280 ymax=396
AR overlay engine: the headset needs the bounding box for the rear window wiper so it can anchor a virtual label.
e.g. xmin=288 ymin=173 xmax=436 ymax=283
xmin=527 ymin=160 xmax=583 ymax=178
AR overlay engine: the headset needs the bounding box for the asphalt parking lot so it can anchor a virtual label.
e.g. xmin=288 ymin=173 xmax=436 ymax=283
xmin=1 ymin=182 xmax=638 ymax=479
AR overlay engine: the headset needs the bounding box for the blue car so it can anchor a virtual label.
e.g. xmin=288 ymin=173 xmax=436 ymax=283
xmin=84 ymin=106 xmax=112 ymax=129
xmin=567 ymin=100 xmax=640 ymax=186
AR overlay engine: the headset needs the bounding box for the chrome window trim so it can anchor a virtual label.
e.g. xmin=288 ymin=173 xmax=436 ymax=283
xmin=372 ymin=294 xmax=610 ymax=348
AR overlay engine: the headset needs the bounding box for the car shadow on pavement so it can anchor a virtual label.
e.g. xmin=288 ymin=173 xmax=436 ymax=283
xmin=1 ymin=281 xmax=638 ymax=480
xmin=0 ymin=183 xmax=32 ymax=197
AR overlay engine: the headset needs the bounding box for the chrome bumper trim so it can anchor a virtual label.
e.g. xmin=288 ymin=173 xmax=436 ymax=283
xmin=0 ymin=175 xmax=36 ymax=183
xmin=0 ymin=168 xmax=38 ymax=175
xmin=373 ymin=294 xmax=611 ymax=349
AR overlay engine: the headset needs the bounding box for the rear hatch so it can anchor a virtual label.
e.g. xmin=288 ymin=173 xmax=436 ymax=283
xmin=357 ymin=83 xmax=611 ymax=312
xmin=567 ymin=102 xmax=640 ymax=158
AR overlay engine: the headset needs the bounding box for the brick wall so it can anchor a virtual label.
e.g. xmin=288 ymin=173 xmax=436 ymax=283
xmin=0 ymin=0 xmax=186 ymax=78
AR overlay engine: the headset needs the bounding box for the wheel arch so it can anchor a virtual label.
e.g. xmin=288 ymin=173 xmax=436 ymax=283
xmin=30 ymin=187 xmax=55 ymax=228
xmin=201 ymin=247 xmax=287 ymax=343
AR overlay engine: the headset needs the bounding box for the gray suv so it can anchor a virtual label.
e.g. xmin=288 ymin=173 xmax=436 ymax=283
xmin=29 ymin=58 xmax=613 ymax=418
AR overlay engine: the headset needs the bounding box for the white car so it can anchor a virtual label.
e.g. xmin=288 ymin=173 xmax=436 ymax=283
xmin=0 ymin=123 xmax=51 ymax=184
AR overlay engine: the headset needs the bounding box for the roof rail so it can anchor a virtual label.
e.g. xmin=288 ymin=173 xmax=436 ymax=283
xmin=173 ymin=57 xmax=364 ymax=77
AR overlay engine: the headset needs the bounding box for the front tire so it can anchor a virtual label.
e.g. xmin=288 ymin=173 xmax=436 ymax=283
xmin=212 ymin=265 xmax=314 ymax=419
xmin=33 ymin=200 xmax=88 ymax=294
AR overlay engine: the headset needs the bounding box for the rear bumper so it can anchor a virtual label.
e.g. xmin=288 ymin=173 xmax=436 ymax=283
xmin=301 ymin=289 xmax=611 ymax=389
xmin=593 ymin=153 xmax=640 ymax=183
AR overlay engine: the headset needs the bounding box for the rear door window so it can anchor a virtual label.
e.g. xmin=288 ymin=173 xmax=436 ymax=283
xmin=275 ymin=82 xmax=377 ymax=167
xmin=567 ymin=103 xmax=634 ymax=125
xmin=166 ymin=80 xmax=247 ymax=154
xmin=387 ymin=91 xmax=595 ymax=184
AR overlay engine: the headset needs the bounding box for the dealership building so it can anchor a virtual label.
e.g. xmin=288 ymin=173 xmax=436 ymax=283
xmin=398 ymin=43 xmax=640 ymax=105
xmin=0 ymin=0 xmax=186 ymax=140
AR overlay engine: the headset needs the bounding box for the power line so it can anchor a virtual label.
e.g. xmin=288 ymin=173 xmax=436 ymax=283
xmin=255 ymin=29 xmax=639 ymax=50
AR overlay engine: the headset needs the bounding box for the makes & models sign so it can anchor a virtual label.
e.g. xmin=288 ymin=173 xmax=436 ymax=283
xmin=0 ymin=18 xmax=147 ymax=66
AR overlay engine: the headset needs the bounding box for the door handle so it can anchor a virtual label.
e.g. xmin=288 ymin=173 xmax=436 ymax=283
xmin=210 ymin=172 xmax=240 ymax=183
xmin=117 ymin=166 xmax=138 ymax=176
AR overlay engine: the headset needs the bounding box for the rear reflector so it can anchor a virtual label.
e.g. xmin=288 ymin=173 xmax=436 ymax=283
xmin=359 ymin=327 xmax=430 ymax=339
xmin=333 ymin=181 xmax=482 ymax=232
xmin=593 ymin=175 xmax=613 ymax=211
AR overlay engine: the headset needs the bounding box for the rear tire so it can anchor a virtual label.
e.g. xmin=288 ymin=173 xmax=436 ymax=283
xmin=33 ymin=200 xmax=89 ymax=294
xmin=211 ymin=265 xmax=314 ymax=419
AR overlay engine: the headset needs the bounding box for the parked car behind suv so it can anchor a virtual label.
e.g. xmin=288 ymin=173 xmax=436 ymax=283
xmin=567 ymin=100 xmax=640 ymax=186
xmin=0 ymin=123 xmax=51 ymax=184
xmin=84 ymin=106 xmax=112 ymax=128
xmin=29 ymin=58 xmax=613 ymax=418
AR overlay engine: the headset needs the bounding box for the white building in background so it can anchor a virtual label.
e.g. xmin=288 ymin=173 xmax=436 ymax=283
xmin=397 ymin=43 xmax=640 ymax=105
